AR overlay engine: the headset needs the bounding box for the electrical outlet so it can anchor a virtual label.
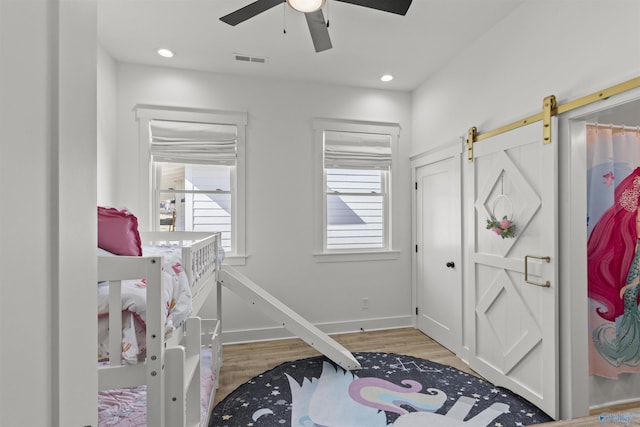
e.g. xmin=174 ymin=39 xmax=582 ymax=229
xmin=361 ymin=297 xmax=369 ymax=309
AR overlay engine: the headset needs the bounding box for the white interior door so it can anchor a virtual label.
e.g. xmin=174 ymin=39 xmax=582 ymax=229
xmin=467 ymin=120 xmax=558 ymax=419
xmin=416 ymin=155 xmax=461 ymax=353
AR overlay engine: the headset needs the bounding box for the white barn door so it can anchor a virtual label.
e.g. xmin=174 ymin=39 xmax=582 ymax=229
xmin=467 ymin=120 xmax=559 ymax=419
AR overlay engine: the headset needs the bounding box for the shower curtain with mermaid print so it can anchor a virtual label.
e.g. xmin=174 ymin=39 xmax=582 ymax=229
xmin=587 ymin=123 xmax=640 ymax=378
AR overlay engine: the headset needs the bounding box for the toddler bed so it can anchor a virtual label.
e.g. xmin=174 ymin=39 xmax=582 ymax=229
xmin=97 ymin=209 xmax=223 ymax=427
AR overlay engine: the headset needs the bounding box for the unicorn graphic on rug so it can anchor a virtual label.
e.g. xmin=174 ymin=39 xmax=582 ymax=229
xmin=276 ymin=361 xmax=509 ymax=427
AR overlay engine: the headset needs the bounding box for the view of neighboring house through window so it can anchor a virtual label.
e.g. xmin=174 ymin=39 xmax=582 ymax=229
xmin=314 ymin=120 xmax=399 ymax=256
xmin=150 ymin=119 xmax=237 ymax=252
xmin=155 ymin=162 xmax=232 ymax=249
xmin=326 ymin=165 xmax=387 ymax=249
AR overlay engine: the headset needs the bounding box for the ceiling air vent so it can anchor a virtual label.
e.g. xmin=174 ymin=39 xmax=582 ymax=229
xmin=234 ymin=54 xmax=268 ymax=64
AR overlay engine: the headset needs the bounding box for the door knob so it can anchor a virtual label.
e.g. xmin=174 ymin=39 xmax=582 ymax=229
xmin=446 ymin=261 xmax=455 ymax=268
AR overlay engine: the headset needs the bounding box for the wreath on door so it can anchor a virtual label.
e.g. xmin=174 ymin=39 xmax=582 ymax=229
xmin=486 ymin=194 xmax=516 ymax=239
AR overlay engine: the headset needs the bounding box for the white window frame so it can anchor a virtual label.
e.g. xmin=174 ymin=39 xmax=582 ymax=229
xmin=313 ymin=118 xmax=400 ymax=262
xmin=136 ymin=104 xmax=247 ymax=265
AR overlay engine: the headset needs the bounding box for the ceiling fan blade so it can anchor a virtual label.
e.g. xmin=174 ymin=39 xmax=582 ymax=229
xmin=220 ymin=0 xmax=283 ymax=26
xmin=334 ymin=0 xmax=412 ymax=15
xmin=305 ymin=9 xmax=332 ymax=52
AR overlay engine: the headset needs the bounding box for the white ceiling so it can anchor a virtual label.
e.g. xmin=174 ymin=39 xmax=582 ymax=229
xmin=98 ymin=0 xmax=525 ymax=92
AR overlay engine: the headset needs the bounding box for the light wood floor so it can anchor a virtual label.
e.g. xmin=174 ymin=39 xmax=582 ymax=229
xmin=213 ymin=327 xmax=640 ymax=426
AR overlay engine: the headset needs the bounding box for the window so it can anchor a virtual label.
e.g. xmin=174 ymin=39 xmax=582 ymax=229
xmin=314 ymin=119 xmax=400 ymax=261
xmin=136 ymin=106 xmax=247 ymax=264
xmin=154 ymin=161 xmax=232 ymax=248
xmin=326 ymin=164 xmax=387 ymax=250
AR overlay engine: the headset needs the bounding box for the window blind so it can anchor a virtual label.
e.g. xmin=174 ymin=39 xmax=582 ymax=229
xmin=150 ymin=119 xmax=237 ymax=164
xmin=324 ymin=131 xmax=391 ymax=169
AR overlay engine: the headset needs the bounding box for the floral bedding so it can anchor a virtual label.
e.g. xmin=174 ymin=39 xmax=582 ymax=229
xmin=97 ymin=245 xmax=192 ymax=364
xmin=98 ymin=348 xmax=215 ymax=426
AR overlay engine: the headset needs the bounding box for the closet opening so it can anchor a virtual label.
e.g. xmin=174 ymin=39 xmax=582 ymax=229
xmin=564 ymin=94 xmax=640 ymax=417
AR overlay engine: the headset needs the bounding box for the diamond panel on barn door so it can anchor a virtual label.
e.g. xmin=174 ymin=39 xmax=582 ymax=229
xmin=476 ymin=268 xmax=542 ymax=374
xmin=475 ymin=151 xmax=541 ymax=257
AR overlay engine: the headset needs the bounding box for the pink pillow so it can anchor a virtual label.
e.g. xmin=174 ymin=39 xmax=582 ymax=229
xmin=97 ymin=207 xmax=142 ymax=256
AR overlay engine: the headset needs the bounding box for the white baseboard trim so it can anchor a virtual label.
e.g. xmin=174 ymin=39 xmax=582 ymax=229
xmin=589 ymin=398 xmax=640 ymax=412
xmin=222 ymin=315 xmax=413 ymax=345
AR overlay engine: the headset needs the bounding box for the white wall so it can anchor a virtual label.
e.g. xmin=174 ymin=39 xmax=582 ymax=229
xmin=98 ymin=44 xmax=118 ymax=205
xmin=0 ymin=0 xmax=97 ymax=426
xmin=411 ymin=0 xmax=640 ymax=419
xmin=108 ymin=63 xmax=414 ymax=340
xmin=412 ymin=0 xmax=640 ymax=156
xmin=0 ymin=2 xmax=54 ymax=424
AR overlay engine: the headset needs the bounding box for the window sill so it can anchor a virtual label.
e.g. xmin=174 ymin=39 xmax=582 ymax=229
xmin=313 ymin=250 xmax=400 ymax=263
xmin=222 ymin=254 xmax=247 ymax=266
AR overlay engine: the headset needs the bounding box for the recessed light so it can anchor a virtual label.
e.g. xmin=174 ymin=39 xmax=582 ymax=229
xmin=380 ymin=74 xmax=394 ymax=82
xmin=157 ymin=48 xmax=174 ymax=58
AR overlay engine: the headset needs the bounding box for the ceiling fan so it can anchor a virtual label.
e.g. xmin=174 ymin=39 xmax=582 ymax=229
xmin=220 ymin=0 xmax=413 ymax=53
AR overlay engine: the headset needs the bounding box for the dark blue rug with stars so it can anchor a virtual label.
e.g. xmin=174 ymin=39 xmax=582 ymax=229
xmin=210 ymin=352 xmax=553 ymax=427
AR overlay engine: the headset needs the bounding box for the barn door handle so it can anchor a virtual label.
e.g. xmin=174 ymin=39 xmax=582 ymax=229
xmin=524 ymin=255 xmax=551 ymax=287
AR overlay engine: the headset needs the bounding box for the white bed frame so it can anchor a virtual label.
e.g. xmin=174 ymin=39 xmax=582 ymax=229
xmin=97 ymin=231 xmax=222 ymax=427
xmin=97 ymin=231 xmax=363 ymax=426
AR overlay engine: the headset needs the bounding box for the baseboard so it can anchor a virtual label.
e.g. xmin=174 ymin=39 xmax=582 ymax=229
xmin=589 ymin=398 xmax=640 ymax=412
xmin=222 ymin=315 xmax=413 ymax=345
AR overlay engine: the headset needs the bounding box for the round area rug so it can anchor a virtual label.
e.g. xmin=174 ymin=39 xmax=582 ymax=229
xmin=210 ymin=352 xmax=553 ymax=427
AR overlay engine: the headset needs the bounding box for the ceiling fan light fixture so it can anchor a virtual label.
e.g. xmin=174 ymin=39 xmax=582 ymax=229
xmin=287 ymin=0 xmax=326 ymax=13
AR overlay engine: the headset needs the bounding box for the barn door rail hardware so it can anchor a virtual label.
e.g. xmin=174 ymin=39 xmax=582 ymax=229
xmin=542 ymin=95 xmax=557 ymax=144
xmin=466 ymin=75 xmax=640 ymax=162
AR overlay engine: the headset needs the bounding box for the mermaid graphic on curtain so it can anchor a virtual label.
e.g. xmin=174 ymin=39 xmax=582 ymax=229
xmin=587 ymin=123 xmax=640 ymax=378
